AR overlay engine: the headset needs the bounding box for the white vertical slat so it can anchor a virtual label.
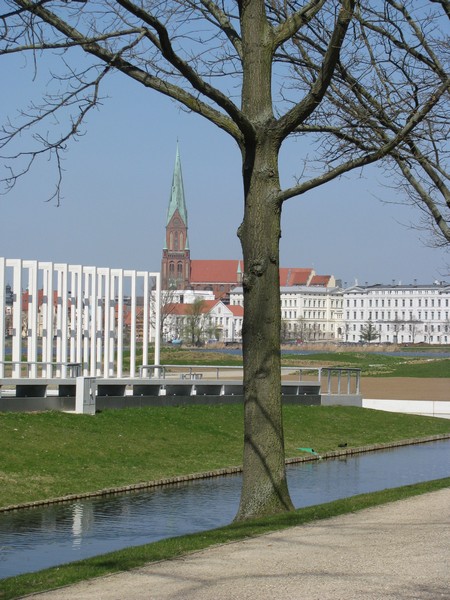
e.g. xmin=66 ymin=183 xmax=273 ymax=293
xmin=25 ymin=261 xmax=38 ymax=377
xmin=74 ymin=266 xmax=83 ymax=366
xmin=87 ymin=267 xmax=97 ymax=376
xmin=11 ymin=259 xmax=22 ymax=378
xmin=56 ymin=264 xmax=69 ymax=377
xmin=97 ymin=269 xmax=111 ymax=377
xmin=108 ymin=268 xmax=115 ymax=377
xmin=96 ymin=270 xmax=103 ymax=377
xmin=55 ymin=267 xmax=63 ymax=377
xmin=154 ymin=272 xmax=161 ymax=369
xmin=40 ymin=262 xmax=54 ymax=378
xmin=82 ymin=268 xmax=92 ymax=375
xmin=141 ymin=271 xmax=149 ymax=368
xmin=0 ymin=257 xmax=5 ymax=378
xmin=116 ymin=269 xmax=124 ymax=378
xmin=129 ymin=270 xmax=137 ymax=377
xmin=109 ymin=270 xmax=118 ymax=377
xmin=68 ymin=267 xmax=77 ymax=363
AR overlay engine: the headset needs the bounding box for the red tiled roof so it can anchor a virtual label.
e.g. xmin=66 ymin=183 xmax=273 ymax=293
xmin=310 ymin=275 xmax=332 ymax=286
xmin=201 ymin=300 xmax=220 ymax=312
xmin=163 ymin=300 xmax=220 ymax=316
xmin=164 ymin=303 xmax=189 ymax=316
xmin=190 ymin=260 xmax=242 ymax=284
xmin=123 ymin=306 xmax=143 ymax=326
xmin=279 ymin=268 xmax=313 ymax=286
xmin=229 ymin=304 xmax=244 ymax=317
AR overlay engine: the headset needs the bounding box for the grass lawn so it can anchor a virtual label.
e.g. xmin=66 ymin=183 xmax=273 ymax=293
xmin=1 ymin=405 xmax=450 ymax=509
xmin=157 ymin=346 xmax=450 ymax=377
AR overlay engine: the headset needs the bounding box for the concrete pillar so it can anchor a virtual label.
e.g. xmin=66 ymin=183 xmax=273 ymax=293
xmin=75 ymin=376 xmax=97 ymax=415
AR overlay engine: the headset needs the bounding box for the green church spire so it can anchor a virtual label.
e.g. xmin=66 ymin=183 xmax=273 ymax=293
xmin=166 ymin=144 xmax=188 ymax=228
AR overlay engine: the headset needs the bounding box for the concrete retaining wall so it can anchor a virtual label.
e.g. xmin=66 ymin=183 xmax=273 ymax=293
xmin=363 ymin=399 xmax=450 ymax=419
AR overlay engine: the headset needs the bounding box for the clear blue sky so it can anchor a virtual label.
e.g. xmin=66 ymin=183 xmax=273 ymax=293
xmin=1 ymin=54 xmax=448 ymax=287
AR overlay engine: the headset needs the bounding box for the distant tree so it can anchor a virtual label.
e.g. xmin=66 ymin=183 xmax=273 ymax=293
xmin=342 ymin=321 xmax=351 ymax=343
xmin=157 ymin=289 xmax=181 ymax=341
xmin=407 ymin=317 xmax=423 ymax=344
xmin=280 ymin=319 xmax=291 ymax=343
xmin=1 ymin=0 xmax=448 ymax=520
xmin=184 ymin=299 xmax=206 ymax=347
xmin=390 ymin=318 xmax=404 ymax=344
xmin=360 ymin=321 xmax=380 ymax=343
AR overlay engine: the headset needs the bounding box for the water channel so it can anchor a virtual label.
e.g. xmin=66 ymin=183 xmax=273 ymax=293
xmin=1 ymin=439 xmax=449 ymax=579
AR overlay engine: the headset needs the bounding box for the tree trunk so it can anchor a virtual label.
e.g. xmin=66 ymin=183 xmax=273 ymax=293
xmin=235 ymin=139 xmax=295 ymax=521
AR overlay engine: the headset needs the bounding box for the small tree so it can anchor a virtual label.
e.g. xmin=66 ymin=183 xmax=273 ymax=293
xmin=295 ymin=317 xmax=309 ymax=343
xmin=184 ymin=299 xmax=206 ymax=347
xmin=407 ymin=317 xmax=423 ymax=344
xmin=280 ymin=319 xmax=291 ymax=343
xmin=360 ymin=321 xmax=380 ymax=343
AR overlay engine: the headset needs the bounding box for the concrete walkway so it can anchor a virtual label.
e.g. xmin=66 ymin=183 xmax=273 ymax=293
xmin=27 ymin=488 xmax=450 ymax=600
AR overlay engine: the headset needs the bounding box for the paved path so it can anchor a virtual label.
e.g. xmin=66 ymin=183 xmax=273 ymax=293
xmin=28 ymin=488 xmax=450 ymax=600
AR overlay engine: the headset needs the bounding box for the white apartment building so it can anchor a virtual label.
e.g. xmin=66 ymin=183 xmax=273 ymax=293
xmin=230 ymin=282 xmax=450 ymax=344
xmin=343 ymin=282 xmax=450 ymax=344
xmin=230 ymin=286 xmax=344 ymax=342
xmin=162 ymin=299 xmax=243 ymax=344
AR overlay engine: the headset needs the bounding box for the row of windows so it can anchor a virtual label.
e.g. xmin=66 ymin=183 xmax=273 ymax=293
xmin=347 ymin=298 xmax=449 ymax=308
xmin=346 ymin=310 xmax=449 ymax=322
xmin=281 ymin=298 xmax=341 ymax=307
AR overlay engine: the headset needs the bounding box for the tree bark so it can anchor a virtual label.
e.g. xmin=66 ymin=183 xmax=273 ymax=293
xmin=233 ymin=1 xmax=294 ymax=521
xmin=235 ymin=137 xmax=295 ymax=520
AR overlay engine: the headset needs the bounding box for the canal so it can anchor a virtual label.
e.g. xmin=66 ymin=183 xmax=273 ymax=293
xmin=1 ymin=439 xmax=449 ymax=579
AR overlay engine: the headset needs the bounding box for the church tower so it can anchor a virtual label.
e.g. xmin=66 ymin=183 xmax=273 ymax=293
xmin=161 ymin=145 xmax=191 ymax=289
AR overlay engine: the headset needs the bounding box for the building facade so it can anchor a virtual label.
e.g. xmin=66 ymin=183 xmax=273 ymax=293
xmin=230 ymin=282 xmax=450 ymax=344
xmin=158 ymin=147 xmax=450 ymax=345
xmin=162 ymin=299 xmax=243 ymax=344
xmin=342 ymin=282 xmax=450 ymax=344
xmin=230 ymin=285 xmax=344 ymax=342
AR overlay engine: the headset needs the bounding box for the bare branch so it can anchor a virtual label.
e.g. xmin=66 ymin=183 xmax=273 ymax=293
xmin=278 ymin=78 xmax=450 ymax=203
xmin=276 ymin=0 xmax=355 ymax=138
xmin=272 ymin=0 xmax=326 ymax=49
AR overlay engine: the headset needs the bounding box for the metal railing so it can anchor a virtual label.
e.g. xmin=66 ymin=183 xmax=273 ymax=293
xmin=138 ymin=364 xmax=360 ymax=395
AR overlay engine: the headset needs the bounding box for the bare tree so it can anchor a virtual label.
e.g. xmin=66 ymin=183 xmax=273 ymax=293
xmin=1 ymin=0 xmax=448 ymax=520
xmin=149 ymin=284 xmax=180 ymax=342
xmin=184 ymin=298 xmax=206 ymax=347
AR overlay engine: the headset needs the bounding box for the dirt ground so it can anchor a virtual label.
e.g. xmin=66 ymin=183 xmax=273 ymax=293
xmin=361 ymin=377 xmax=449 ymax=401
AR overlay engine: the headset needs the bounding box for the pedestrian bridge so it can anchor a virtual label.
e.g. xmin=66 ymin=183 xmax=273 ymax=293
xmin=0 ymin=365 xmax=362 ymax=413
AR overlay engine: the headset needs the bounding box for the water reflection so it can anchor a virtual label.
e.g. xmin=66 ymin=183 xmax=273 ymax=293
xmin=1 ymin=439 xmax=449 ymax=579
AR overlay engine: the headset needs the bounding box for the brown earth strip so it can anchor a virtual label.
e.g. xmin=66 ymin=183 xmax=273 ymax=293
xmin=361 ymin=377 xmax=449 ymax=401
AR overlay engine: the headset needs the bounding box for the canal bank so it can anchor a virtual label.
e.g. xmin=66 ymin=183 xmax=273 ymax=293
xmin=1 ymin=437 xmax=449 ymax=579
xmin=20 ymin=487 xmax=450 ymax=600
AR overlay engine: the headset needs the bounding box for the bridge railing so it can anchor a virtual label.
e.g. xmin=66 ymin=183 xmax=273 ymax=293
xmin=137 ymin=364 xmax=360 ymax=395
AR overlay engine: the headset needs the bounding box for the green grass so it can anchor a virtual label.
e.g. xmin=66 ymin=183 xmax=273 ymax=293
xmin=1 ymin=477 xmax=448 ymax=599
xmin=1 ymin=405 xmax=450 ymax=508
xmin=157 ymin=347 xmax=450 ymax=377
xmin=282 ymin=351 xmax=450 ymax=377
